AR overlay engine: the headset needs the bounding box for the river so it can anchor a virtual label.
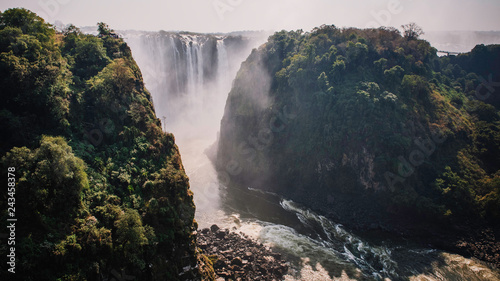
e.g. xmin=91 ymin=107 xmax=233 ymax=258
xmin=177 ymin=136 xmax=500 ymax=281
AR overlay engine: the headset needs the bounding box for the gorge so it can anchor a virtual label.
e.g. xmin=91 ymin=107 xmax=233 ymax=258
xmin=125 ymin=26 xmax=500 ymax=280
xmin=1 ymin=7 xmax=500 ymax=280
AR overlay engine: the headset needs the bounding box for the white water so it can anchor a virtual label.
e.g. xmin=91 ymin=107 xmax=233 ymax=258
xmin=124 ymin=30 xmax=264 ymax=216
xmin=125 ymin=32 xmax=224 ymax=132
xmin=125 ymin=31 xmax=500 ymax=280
xmin=217 ymin=190 xmax=500 ymax=280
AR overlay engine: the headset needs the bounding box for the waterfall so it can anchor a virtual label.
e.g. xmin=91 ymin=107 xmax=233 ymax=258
xmin=124 ymin=30 xmax=265 ymax=218
xmin=124 ymin=31 xmax=262 ymax=139
xmin=169 ymin=36 xmax=181 ymax=94
xmin=125 ymin=33 xmax=218 ymax=128
xmin=181 ymin=35 xmax=206 ymax=112
xmin=185 ymin=39 xmax=196 ymax=107
xmin=216 ymin=39 xmax=229 ymax=90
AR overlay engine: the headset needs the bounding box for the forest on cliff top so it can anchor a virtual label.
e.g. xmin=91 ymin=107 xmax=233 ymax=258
xmin=217 ymin=24 xmax=500 ymax=264
xmin=0 ymin=8 xmax=209 ymax=280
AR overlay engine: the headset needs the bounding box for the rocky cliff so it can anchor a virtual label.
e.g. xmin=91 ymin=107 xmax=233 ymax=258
xmin=0 ymin=8 xmax=204 ymax=280
xmin=216 ymin=25 xmax=500 ymax=264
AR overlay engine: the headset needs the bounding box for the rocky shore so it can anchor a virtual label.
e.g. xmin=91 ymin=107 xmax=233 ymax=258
xmin=197 ymin=225 xmax=289 ymax=280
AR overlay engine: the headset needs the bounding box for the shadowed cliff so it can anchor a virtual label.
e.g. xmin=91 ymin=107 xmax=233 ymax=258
xmin=216 ymin=25 xmax=500 ymax=266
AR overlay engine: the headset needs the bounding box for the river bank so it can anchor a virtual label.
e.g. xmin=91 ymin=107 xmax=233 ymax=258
xmin=197 ymin=224 xmax=289 ymax=280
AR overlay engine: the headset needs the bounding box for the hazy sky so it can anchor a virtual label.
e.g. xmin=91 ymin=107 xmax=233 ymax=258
xmin=1 ymin=0 xmax=499 ymax=33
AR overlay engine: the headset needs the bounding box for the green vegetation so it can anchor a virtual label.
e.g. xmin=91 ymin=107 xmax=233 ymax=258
xmin=218 ymin=24 xmax=500 ymax=238
xmin=0 ymin=8 xmax=205 ymax=280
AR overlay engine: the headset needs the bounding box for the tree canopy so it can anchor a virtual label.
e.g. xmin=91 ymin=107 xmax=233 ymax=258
xmin=401 ymin=22 xmax=424 ymax=40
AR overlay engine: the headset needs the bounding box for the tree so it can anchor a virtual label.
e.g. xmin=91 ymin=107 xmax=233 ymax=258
xmin=401 ymin=22 xmax=424 ymax=40
xmin=401 ymin=74 xmax=430 ymax=99
xmin=0 ymin=8 xmax=54 ymax=43
xmin=97 ymin=22 xmax=115 ymax=38
xmin=73 ymin=35 xmax=110 ymax=80
xmin=317 ymin=72 xmax=330 ymax=92
xmin=62 ymin=24 xmax=81 ymax=54
xmin=63 ymin=24 xmax=81 ymax=36
xmin=1 ymin=136 xmax=88 ymax=226
xmin=331 ymin=58 xmax=346 ymax=81
xmin=114 ymin=208 xmax=150 ymax=269
xmin=346 ymin=41 xmax=368 ymax=63
xmin=384 ymin=65 xmax=405 ymax=87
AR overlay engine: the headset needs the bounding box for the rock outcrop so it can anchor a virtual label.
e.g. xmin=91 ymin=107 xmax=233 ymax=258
xmin=198 ymin=225 xmax=289 ymax=280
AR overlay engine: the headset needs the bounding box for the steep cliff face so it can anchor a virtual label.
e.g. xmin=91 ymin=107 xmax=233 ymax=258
xmin=0 ymin=9 xmax=203 ymax=280
xmin=217 ymin=26 xmax=500 ymax=246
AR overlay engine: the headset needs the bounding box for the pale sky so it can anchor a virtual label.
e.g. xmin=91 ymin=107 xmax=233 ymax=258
xmin=1 ymin=0 xmax=499 ymax=33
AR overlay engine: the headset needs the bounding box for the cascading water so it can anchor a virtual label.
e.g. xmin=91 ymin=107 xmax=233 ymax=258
xmin=216 ymin=39 xmax=229 ymax=88
xmin=125 ymin=32 xmax=216 ymax=127
xmin=183 ymin=35 xmax=203 ymax=108
xmin=124 ymin=31 xmax=260 ymax=219
xmin=124 ymin=31 xmax=500 ymax=280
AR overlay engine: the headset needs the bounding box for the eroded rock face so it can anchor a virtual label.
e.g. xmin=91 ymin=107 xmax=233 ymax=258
xmin=197 ymin=225 xmax=289 ymax=280
xmin=215 ymin=27 xmax=500 ymax=266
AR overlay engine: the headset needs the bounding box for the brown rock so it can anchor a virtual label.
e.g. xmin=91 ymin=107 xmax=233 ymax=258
xmin=216 ymin=230 xmax=227 ymax=239
xmin=210 ymin=224 xmax=220 ymax=232
xmin=231 ymin=257 xmax=243 ymax=266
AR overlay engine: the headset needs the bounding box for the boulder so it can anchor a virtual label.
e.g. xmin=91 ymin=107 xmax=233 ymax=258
xmin=216 ymin=230 xmax=227 ymax=239
xmin=210 ymin=224 xmax=220 ymax=232
xmin=231 ymin=257 xmax=243 ymax=266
